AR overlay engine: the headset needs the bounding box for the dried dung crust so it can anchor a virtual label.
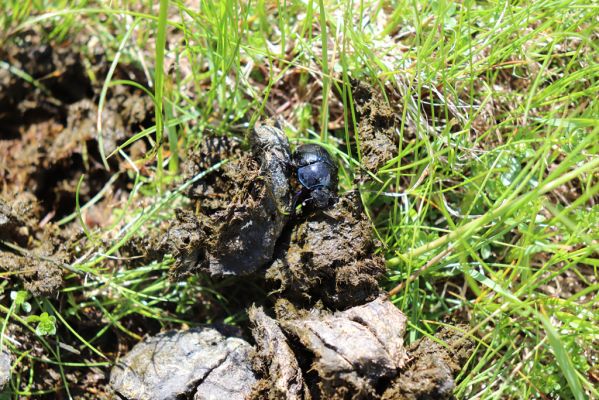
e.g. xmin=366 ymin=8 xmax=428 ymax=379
xmin=352 ymin=80 xmax=399 ymax=173
xmin=249 ymin=306 xmax=307 ymax=400
xmin=249 ymin=298 xmax=472 ymax=400
xmin=279 ymin=297 xmax=408 ymax=399
xmin=167 ymin=121 xmax=292 ymax=277
xmin=266 ymin=191 xmax=385 ymax=310
xmin=109 ymin=326 xmax=257 ymax=400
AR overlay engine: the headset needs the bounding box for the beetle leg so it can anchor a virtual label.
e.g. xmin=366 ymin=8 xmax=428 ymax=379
xmin=290 ymin=189 xmax=305 ymax=217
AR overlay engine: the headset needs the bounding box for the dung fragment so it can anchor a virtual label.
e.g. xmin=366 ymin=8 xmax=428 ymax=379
xmin=0 ymin=197 xmax=30 ymax=245
xmin=266 ymin=192 xmax=385 ymax=309
xmin=109 ymin=326 xmax=257 ymax=400
xmin=352 ymin=80 xmax=400 ymax=173
xmin=168 ymin=121 xmax=292 ymax=277
xmin=381 ymin=326 xmax=474 ymax=400
xmin=0 ymin=349 xmax=10 ymax=391
xmin=249 ymin=305 xmax=307 ymax=400
xmin=280 ymin=297 xmax=408 ymax=399
xmin=166 ymin=209 xmax=210 ymax=279
xmin=250 ymin=120 xmax=294 ymax=215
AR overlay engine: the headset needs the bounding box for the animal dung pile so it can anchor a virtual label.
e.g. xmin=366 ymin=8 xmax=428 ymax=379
xmin=110 ymin=120 xmax=472 ymax=399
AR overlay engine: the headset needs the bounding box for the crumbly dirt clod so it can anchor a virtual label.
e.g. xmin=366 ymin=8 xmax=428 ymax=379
xmin=0 ymin=30 xmax=92 ymax=119
xmin=266 ymin=191 xmax=385 ymax=310
xmin=109 ymin=326 xmax=257 ymax=400
xmin=0 ymin=195 xmax=33 ymax=245
xmin=168 ymin=121 xmax=292 ymax=277
xmin=249 ymin=306 xmax=308 ymax=400
xmin=352 ymin=80 xmax=400 ymax=173
xmin=381 ymin=326 xmax=474 ymax=400
xmin=279 ymin=296 xmax=408 ymax=399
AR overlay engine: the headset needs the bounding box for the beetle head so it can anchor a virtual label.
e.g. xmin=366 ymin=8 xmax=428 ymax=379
xmin=306 ymin=187 xmax=334 ymax=209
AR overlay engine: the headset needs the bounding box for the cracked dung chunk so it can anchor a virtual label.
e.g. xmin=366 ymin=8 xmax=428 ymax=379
xmin=168 ymin=120 xmax=292 ymax=277
xmin=266 ymin=191 xmax=385 ymax=309
xmin=0 ymin=349 xmax=10 ymax=390
xmin=109 ymin=326 xmax=257 ymax=400
xmin=352 ymin=80 xmax=399 ymax=173
xmin=206 ymin=121 xmax=292 ymax=275
xmin=281 ymin=297 xmax=408 ymax=398
xmin=381 ymin=326 xmax=474 ymax=400
xmin=248 ymin=305 xmax=306 ymax=400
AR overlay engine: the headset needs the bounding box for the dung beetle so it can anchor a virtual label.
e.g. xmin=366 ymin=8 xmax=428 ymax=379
xmin=291 ymin=144 xmax=338 ymax=212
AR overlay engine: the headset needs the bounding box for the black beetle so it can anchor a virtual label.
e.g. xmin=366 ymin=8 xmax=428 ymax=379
xmin=291 ymin=144 xmax=338 ymax=212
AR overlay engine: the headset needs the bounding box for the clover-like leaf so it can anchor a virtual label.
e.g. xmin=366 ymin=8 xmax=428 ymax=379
xmin=34 ymin=312 xmax=57 ymax=336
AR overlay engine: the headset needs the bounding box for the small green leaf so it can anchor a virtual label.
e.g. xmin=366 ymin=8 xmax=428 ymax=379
xmin=10 ymin=290 xmax=28 ymax=305
xmin=480 ymin=244 xmax=492 ymax=259
xmin=34 ymin=312 xmax=57 ymax=336
xmin=10 ymin=290 xmax=31 ymax=312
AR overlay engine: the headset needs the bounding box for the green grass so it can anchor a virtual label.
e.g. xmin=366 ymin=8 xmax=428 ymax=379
xmin=1 ymin=0 xmax=598 ymax=399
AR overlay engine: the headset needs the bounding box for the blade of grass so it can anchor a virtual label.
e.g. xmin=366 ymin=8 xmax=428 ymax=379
xmin=154 ymin=0 xmax=170 ymax=187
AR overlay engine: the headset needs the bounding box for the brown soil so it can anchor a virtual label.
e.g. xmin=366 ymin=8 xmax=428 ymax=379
xmin=0 ymin=28 xmax=152 ymax=222
xmin=0 ymin=27 xmax=153 ymax=292
xmin=1 ymin=28 xmax=153 ymax=398
xmin=0 ymin=194 xmax=65 ymax=295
